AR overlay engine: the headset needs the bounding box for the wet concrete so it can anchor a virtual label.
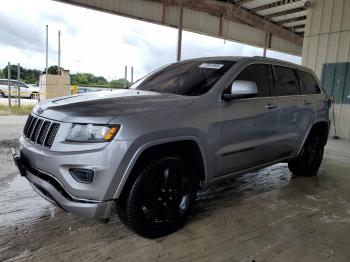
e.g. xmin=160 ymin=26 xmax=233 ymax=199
xmin=1 ymin=139 xmax=350 ymax=261
xmin=0 ymin=116 xmax=27 ymax=141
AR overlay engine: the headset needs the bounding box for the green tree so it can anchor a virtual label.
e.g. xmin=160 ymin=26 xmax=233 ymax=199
xmin=24 ymin=69 xmax=41 ymax=84
xmin=110 ymin=79 xmax=131 ymax=89
xmin=70 ymin=73 xmax=108 ymax=86
xmin=46 ymin=65 xmax=59 ymax=75
xmin=0 ymin=69 xmax=4 ymax=79
xmin=94 ymin=76 xmax=108 ymax=84
xmin=3 ymin=64 xmax=25 ymax=80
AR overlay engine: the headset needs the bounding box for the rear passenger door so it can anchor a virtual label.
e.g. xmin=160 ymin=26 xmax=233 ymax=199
xmin=297 ymin=70 xmax=327 ymax=125
xmin=272 ymin=66 xmax=315 ymax=156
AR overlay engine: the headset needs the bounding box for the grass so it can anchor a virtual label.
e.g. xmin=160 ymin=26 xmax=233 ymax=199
xmin=0 ymin=105 xmax=34 ymax=116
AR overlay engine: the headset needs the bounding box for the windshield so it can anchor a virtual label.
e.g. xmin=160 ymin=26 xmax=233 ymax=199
xmin=131 ymin=60 xmax=235 ymax=96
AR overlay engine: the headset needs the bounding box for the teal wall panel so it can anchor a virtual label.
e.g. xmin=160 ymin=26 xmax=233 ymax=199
xmin=321 ymin=62 xmax=350 ymax=104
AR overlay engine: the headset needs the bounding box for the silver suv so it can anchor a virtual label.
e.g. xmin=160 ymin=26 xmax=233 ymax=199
xmin=13 ymin=57 xmax=330 ymax=238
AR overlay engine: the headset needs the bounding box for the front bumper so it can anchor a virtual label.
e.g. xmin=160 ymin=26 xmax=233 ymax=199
xmin=12 ymin=150 xmax=114 ymax=218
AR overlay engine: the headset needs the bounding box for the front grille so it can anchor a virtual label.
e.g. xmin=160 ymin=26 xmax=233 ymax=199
xmin=23 ymin=114 xmax=60 ymax=149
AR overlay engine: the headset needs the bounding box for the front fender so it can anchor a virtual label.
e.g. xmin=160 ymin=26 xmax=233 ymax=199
xmin=111 ymin=135 xmax=208 ymax=199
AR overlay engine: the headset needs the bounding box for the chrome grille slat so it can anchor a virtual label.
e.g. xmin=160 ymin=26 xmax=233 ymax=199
xmin=34 ymin=119 xmax=44 ymax=142
xmin=23 ymin=114 xmax=60 ymax=149
xmin=44 ymin=123 xmax=60 ymax=148
xmin=23 ymin=115 xmax=32 ymax=135
xmin=37 ymin=121 xmax=51 ymax=145
xmin=25 ymin=116 xmax=35 ymax=137
xmin=28 ymin=118 xmax=38 ymax=139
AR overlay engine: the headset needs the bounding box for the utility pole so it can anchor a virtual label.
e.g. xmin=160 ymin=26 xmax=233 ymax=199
xmin=124 ymin=66 xmax=128 ymax=88
xmin=176 ymin=2 xmax=183 ymax=61
xmin=131 ymin=66 xmax=134 ymax=84
xmin=58 ymin=30 xmax=61 ymax=74
xmin=46 ymin=25 xmax=48 ymax=75
xmin=17 ymin=63 xmax=21 ymax=107
xmin=8 ymin=62 xmax=11 ymax=107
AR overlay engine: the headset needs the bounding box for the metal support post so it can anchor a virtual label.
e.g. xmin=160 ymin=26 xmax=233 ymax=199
xmin=17 ymin=63 xmax=20 ymax=107
xmin=176 ymin=2 xmax=183 ymax=61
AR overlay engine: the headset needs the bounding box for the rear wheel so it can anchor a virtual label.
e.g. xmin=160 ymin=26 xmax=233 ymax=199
xmin=0 ymin=92 xmax=4 ymax=98
xmin=288 ymin=132 xmax=324 ymax=176
xmin=30 ymin=93 xmax=38 ymax=99
xmin=121 ymin=155 xmax=198 ymax=238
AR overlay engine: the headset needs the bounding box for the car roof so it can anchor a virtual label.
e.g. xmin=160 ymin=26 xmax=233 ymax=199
xmin=178 ymin=56 xmax=313 ymax=74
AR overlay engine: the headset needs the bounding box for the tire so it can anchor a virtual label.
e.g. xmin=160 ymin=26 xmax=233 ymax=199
xmin=0 ymin=92 xmax=4 ymax=98
xmin=30 ymin=93 xmax=38 ymax=99
xmin=288 ymin=132 xmax=325 ymax=176
xmin=121 ymin=155 xmax=198 ymax=238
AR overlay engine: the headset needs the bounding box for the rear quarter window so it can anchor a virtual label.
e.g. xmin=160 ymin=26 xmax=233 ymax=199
xmin=298 ymin=70 xmax=321 ymax=94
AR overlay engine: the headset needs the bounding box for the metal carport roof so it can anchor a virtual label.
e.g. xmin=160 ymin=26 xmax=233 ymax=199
xmin=56 ymin=0 xmax=311 ymax=56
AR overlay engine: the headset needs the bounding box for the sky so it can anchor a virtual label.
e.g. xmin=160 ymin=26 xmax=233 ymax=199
xmin=0 ymin=0 xmax=301 ymax=81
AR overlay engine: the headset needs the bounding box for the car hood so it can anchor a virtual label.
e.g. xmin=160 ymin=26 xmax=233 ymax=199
xmin=33 ymin=89 xmax=195 ymax=124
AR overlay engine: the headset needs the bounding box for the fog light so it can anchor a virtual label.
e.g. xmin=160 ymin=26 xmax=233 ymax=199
xmin=69 ymin=168 xmax=94 ymax=183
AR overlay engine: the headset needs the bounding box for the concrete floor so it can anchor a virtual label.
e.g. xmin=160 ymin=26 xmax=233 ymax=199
xmin=1 ymin=117 xmax=350 ymax=262
xmin=0 ymin=116 xmax=27 ymax=141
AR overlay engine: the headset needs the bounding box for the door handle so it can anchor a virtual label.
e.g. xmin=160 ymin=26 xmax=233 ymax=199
xmin=265 ymin=104 xmax=277 ymax=110
xmin=301 ymin=100 xmax=311 ymax=105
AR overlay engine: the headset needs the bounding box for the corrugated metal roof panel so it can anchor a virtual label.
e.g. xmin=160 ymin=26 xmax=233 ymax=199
xmin=272 ymin=11 xmax=308 ymax=22
xmin=256 ymin=1 xmax=304 ymax=16
xmin=57 ymin=0 xmax=303 ymax=55
xmin=270 ymin=34 xmax=301 ymax=55
xmin=283 ymin=20 xmax=307 ymax=27
xmin=242 ymin=0 xmax=276 ymax=9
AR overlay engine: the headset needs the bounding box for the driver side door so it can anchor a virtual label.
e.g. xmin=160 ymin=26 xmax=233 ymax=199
xmin=217 ymin=63 xmax=281 ymax=176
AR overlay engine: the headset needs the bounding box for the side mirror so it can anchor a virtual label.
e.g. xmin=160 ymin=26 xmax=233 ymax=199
xmin=222 ymin=80 xmax=258 ymax=100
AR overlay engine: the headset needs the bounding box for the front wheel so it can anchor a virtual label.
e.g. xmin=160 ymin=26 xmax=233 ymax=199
xmin=122 ymin=155 xmax=198 ymax=238
xmin=288 ymin=132 xmax=325 ymax=176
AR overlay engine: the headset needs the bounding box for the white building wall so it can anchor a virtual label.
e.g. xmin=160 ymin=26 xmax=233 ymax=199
xmin=302 ymin=0 xmax=350 ymax=77
xmin=302 ymin=0 xmax=350 ymax=140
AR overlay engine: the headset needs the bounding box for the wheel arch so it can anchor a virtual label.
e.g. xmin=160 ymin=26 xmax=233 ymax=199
xmin=297 ymin=121 xmax=330 ymax=156
xmin=30 ymin=91 xmax=39 ymax=98
xmin=114 ymin=137 xmax=207 ymax=206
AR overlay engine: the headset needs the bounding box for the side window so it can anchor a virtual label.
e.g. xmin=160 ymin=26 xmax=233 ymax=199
xmin=20 ymin=82 xmax=28 ymax=88
xmin=231 ymin=64 xmax=271 ymax=97
xmin=273 ymin=66 xmax=300 ymax=96
xmin=298 ymin=70 xmax=321 ymax=94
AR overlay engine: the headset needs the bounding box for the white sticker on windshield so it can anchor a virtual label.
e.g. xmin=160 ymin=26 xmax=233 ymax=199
xmin=198 ymin=63 xmax=224 ymax=69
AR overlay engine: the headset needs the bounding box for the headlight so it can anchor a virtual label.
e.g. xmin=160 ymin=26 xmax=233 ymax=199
xmin=66 ymin=124 xmax=120 ymax=142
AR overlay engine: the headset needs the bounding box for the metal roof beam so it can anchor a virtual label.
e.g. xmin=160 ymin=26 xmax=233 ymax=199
xmin=153 ymin=0 xmax=303 ymax=45
xmin=250 ymin=0 xmax=302 ymax=13
xmin=277 ymin=15 xmax=306 ymax=24
xmin=233 ymin=0 xmax=254 ymax=6
xmin=264 ymin=7 xmax=305 ymax=19
xmin=286 ymin=24 xmax=305 ymax=30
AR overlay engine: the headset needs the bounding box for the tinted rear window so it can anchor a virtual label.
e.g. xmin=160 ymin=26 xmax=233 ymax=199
xmin=273 ymin=66 xmax=300 ymax=96
xmin=132 ymin=60 xmax=235 ymax=96
xmin=298 ymin=70 xmax=321 ymax=94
